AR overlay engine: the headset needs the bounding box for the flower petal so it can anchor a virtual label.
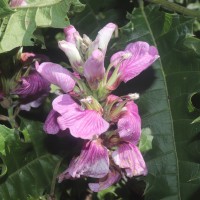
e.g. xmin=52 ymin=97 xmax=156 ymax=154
xmin=118 ymin=101 xmax=141 ymax=144
xmin=58 ymin=40 xmax=83 ymax=71
xmin=110 ymin=41 xmax=159 ymax=83
xmin=84 ymin=49 xmax=105 ymax=88
xmin=57 ymin=109 xmax=109 ymax=139
xmin=112 ymin=143 xmax=147 ymax=177
xmin=90 ymin=23 xmax=117 ymax=54
xmin=44 ymin=109 xmax=60 ymax=134
xmin=36 ymin=62 xmax=75 ymax=93
xmin=14 ymin=70 xmax=50 ymax=99
xmin=52 ymin=94 xmax=79 ymax=115
xmin=120 ymin=42 xmax=159 ymax=82
xmin=20 ymin=97 xmax=44 ymax=111
xmin=88 ymin=169 xmax=121 ymax=192
xmin=64 ymin=25 xmax=80 ymax=44
xmin=52 ymin=94 xmax=109 ymax=139
xmin=58 ymin=140 xmax=109 ymax=181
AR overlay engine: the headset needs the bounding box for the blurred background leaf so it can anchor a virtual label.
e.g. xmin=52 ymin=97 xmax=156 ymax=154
xmin=0 ymin=121 xmax=61 ymax=200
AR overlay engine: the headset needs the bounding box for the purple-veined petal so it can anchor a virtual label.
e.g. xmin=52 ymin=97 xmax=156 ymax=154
xmin=88 ymin=169 xmax=121 ymax=192
xmin=84 ymin=49 xmax=105 ymax=89
xmin=90 ymin=23 xmax=117 ymax=54
xmin=14 ymin=70 xmax=50 ymax=99
xmin=44 ymin=109 xmax=60 ymax=134
xmin=118 ymin=113 xmax=141 ymax=145
xmin=110 ymin=41 xmax=159 ymax=83
xmin=53 ymin=94 xmax=109 ymax=139
xmin=57 ymin=109 xmax=109 ymax=139
xmin=36 ymin=62 xmax=75 ymax=93
xmin=112 ymin=143 xmax=147 ymax=177
xmin=58 ymin=40 xmax=83 ymax=71
xmin=52 ymin=94 xmax=79 ymax=115
xmin=58 ymin=140 xmax=109 ymax=181
xmin=110 ymin=50 xmax=131 ymax=67
xmin=118 ymin=101 xmax=141 ymax=144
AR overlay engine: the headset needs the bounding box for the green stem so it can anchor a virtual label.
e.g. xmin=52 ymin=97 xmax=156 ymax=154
xmin=50 ymin=158 xmax=63 ymax=198
xmin=7 ymin=107 xmax=17 ymax=129
xmin=145 ymin=0 xmax=200 ymax=19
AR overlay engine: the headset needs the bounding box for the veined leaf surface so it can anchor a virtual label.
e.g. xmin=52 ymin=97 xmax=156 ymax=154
xmin=113 ymin=4 xmax=200 ymax=200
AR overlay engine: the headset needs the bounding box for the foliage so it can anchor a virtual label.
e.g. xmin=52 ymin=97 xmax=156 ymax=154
xmin=1 ymin=0 xmax=200 ymax=199
xmin=0 ymin=0 xmax=84 ymax=53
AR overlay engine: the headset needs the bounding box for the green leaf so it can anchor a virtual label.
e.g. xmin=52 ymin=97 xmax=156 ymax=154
xmin=0 ymin=121 xmax=61 ymax=200
xmin=0 ymin=0 xmax=85 ymax=53
xmin=113 ymin=4 xmax=200 ymax=199
xmin=0 ymin=0 xmax=15 ymax=18
xmin=139 ymin=128 xmax=153 ymax=153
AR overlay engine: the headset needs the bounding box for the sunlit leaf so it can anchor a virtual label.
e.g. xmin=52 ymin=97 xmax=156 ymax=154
xmin=0 ymin=0 xmax=85 ymax=53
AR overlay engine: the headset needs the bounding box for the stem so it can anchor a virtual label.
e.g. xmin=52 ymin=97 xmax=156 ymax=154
xmin=50 ymin=158 xmax=63 ymax=197
xmin=103 ymin=63 xmax=114 ymax=85
xmin=146 ymin=0 xmax=200 ymax=19
xmin=7 ymin=107 xmax=18 ymax=129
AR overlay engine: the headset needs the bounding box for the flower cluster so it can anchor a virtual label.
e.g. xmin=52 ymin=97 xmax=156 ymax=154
xmin=36 ymin=23 xmax=159 ymax=191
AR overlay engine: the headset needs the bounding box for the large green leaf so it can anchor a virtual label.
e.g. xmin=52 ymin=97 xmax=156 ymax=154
xmin=0 ymin=0 xmax=84 ymax=53
xmin=112 ymin=3 xmax=200 ymax=200
xmin=0 ymin=121 xmax=61 ymax=200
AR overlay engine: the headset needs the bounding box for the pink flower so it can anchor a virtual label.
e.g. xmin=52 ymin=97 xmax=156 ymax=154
xmin=112 ymin=143 xmax=147 ymax=177
xmin=36 ymin=62 xmax=75 ymax=93
xmin=84 ymin=49 xmax=105 ymax=89
xmin=52 ymin=94 xmax=109 ymax=139
xmin=108 ymin=41 xmax=159 ymax=90
xmin=58 ymin=140 xmax=109 ymax=181
xmin=117 ymin=101 xmax=141 ymax=145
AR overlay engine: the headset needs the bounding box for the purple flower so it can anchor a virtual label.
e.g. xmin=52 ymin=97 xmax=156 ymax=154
xmin=52 ymin=94 xmax=109 ymax=139
xmin=14 ymin=70 xmax=50 ymax=99
xmin=36 ymin=62 xmax=75 ymax=93
xmin=84 ymin=49 xmax=105 ymax=89
xmin=112 ymin=143 xmax=147 ymax=177
xmin=13 ymin=70 xmax=50 ymax=110
xmin=58 ymin=140 xmax=109 ymax=181
xmin=107 ymin=41 xmax=159 ymax=90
